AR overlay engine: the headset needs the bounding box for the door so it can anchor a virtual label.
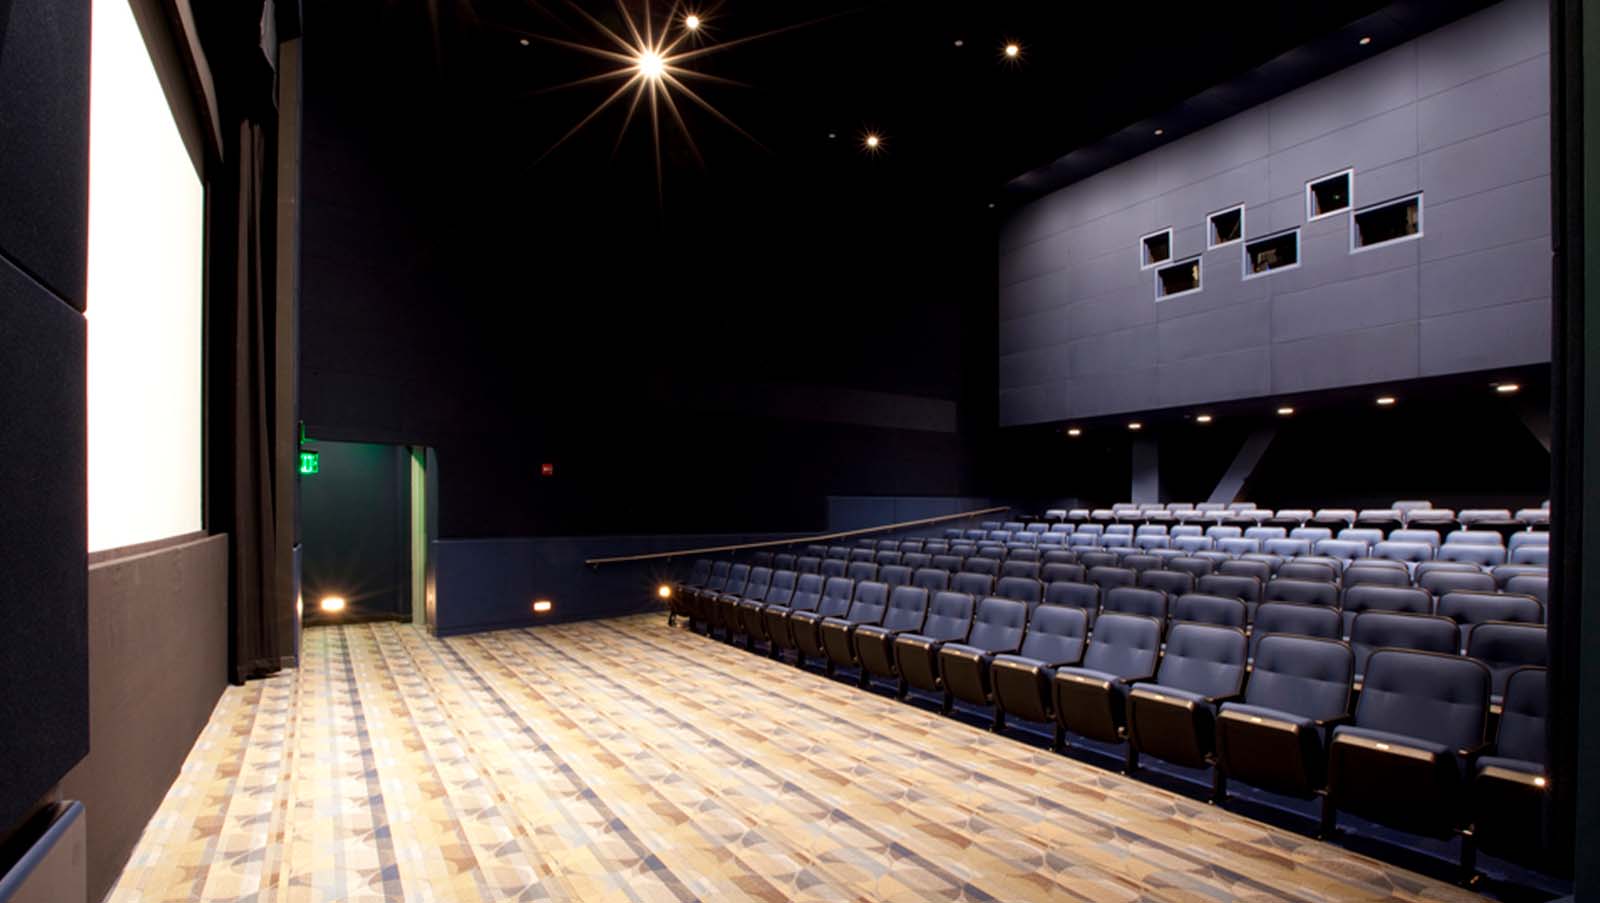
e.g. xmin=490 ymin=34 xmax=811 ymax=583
xmin=301 ymin=440 xmax=410 ymax=624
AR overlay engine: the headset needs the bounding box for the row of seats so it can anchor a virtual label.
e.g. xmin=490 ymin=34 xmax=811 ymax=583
xmin=1034 ymin=500 xmax=1549 ymax=530
xmin=669 ymin=557 xmax=1548 ymax=876
xmin=946 ymin=524 xmax=1548 ymax=565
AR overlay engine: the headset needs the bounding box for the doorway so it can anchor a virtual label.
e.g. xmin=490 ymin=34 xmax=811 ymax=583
xmin=301 ymin=439 xmax=433 ymax=626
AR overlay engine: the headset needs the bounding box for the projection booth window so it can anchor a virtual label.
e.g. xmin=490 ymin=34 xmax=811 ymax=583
xmin=1307 ymin=169 xmax=1353 ymax=220
xmin=1207 ymin=205 xmax=1244 ymax=248
xmin=1352 ymin=193 xmax=1423 ymax=252
xmin=1243 ymin=228 xmax=1300 ymax=278
xmin=1155 ymin=256 xmax=1202 ymax=301
xmin=1140 ymin=228 xmax=1172 ymax=269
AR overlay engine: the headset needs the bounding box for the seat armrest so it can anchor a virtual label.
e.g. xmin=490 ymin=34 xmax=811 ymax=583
xmin=1043 ymin=654 xmax=1084 ymax=668
xmin=1458 ymin=741 xmax=1492 ymax=764
xmin=1312 ymin=713 xmax=1352 ymax=729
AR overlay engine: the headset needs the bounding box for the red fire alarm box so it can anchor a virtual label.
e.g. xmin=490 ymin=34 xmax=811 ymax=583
xmin=540 ymin=462 xmax=555 ymax=477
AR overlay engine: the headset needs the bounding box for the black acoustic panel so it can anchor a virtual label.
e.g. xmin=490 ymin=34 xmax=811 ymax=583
xmin=0 ymin=257 xmax=89 ymax=832
xmin=0 ymin=0 xmax=90 ymax=308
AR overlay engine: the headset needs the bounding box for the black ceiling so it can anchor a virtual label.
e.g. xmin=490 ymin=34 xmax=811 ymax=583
xmin=315 ymin=0 xmax=1492 ymax=215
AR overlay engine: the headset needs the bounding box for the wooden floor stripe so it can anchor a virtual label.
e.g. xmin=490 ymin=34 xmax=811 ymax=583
xmin=106 ymin=615 xmax=1488 ymax=902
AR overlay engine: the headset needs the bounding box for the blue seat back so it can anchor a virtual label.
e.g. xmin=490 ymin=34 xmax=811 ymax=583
xmin=846 ymin=561 xmax=878 ymax=582
xmin=966 ymin=597 xmax=1028 ymax=652
xmin=688 ymin=559 xmax=713 ymax=584
xmin=1247 ymin=635 xmax=1353 ymax=720
xmin=1197 ymin=574 xmax=1261 ymax=604
xmin=1081 ymin=613 xmax=1162 ymax=678
xmin=1343 ymin=564 xmax=1411 ymax=589
xmin=1342 ymin=584 xmax=1431 ymax=616
xmin=1496 ymin=667 xmax=1548 ymax=764
xmin=795 ymin=555 xmax=822 ymax=574
xmin=1440 ymin=544 xmax=1507 ymax=567
xmin=826 ymin=546 xmax=850 ymax=560
xmin=820 ymin=558 xmax=848 ymax=579
xmin=1438 ymin=591 xmax=1544 ymax=627
xmin=1356 ymin=650 xmax=1490 ymax=749
xmin=791 ymin=573 xmax=824 ymax=611
xmin=1374 ymin=540 xmax=1433 ymax=563
xmin=1168 ymin=556 xmax=1215 ymax=578
xmin=964 ymin=556 xmax=1000 ymax=576
xmin=1042 ymin=562 xmax=1086 ymax=584
xmin=1172 ymin=593 xmax=1247 ymax=627
xmin=1390 ymin=529 xmax=1442 ymax=548
xmin=881 ymin=586 xmax=929 ymax=632
xmin=724 ymin=563 xmax=752 ymax=594
xmin=845 ymin=581 xmax=890 ymax=622
xmin=744 ymin=566 xmax=773 ymax=597
xmin=1102 ymin=585 xmax=1168 ymax=621
xmin=995 ymin=576 xmax=1043 ymax=606
xmin=1139 ymin=569 xmax=1194 ymax=597
xmin=1019 ymin=605 xmax=1088 ymax=663
xmin=1219 ymin=559 xmax=1273 ymax=582
xmin=1088 ymin=565 xmax=1136 ymax=591
xmin=1419 ymin=569 xmax=1497 ymax=597
xmin=764 ymin=570 xmax=798 ymax=605
xmin=1044 ymin=581 xmax=1099 ymax=613
xmin=704 ymin=561 xmax=732 ymax=591
xmin=1504 ymin=574 xmax=1549 ymax=606
xmin=929 ymin=554 xmax=962 ymax=572
xmin=1264 ymin=578 xmax=1338 ymax=607
xmin=818 ymin=577 xmax=855 ymax=618
xmin=920 ymin=591 xmax=975 ymax=641
xmin=1467 ymin=622 xmax=1548 ymax=698
xmin=1001 ymin=560 xmax=1041 ymax=580
xmin=875 ymin=551 xmax=902 ymax=566
xmin=1251 ymin=602 xmax=1342 ymax=658
xmin=912 ymin=567 xmax=950 ymax=593
xmin=877 ymin=564 xmax=912 ymax=588
xmin=1155 ymin=623 xmax=1248 ymax=698
xmin=952 ymin=571 xmax=994 ymax=597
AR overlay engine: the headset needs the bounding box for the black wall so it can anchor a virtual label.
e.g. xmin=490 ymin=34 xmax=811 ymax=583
xmin=0 ymin=0 xmax=90 ymax=837
xmin=296 ymin=1 xmax=992 ymax=541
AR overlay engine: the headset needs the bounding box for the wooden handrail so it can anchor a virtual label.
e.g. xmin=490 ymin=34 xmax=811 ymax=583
xmin=583 ymin=505 xmax=1012 ymax=566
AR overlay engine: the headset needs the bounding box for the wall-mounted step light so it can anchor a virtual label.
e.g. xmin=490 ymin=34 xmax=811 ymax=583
xmin=1140 ymin=228 xmax=1172 ymax=269
xmin=1207 ymin=205 xmax=1243 ymax=248
xmin=1155 ymin=256 xmax=1203 ymax=300
xmin=533 ymin=599 xmax=554 ymax=614
xmin=1244 ymin=229 xmax=1300 ymax=278
xmin=1307 ymin=169 xmax=1353 ymax=220
xmin=1352 ymin=193 xmax=1423 ymax=251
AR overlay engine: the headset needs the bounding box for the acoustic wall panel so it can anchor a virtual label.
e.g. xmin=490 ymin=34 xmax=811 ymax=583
xmin=996 ymin=0 xmax=1551 ymax=426
xmin=0 ymin=257 xmax=90 ymax=832
xmin=0 ymin=0 xmax=91 ymax=308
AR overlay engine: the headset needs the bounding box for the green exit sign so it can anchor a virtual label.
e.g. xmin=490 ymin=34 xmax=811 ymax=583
xmin=299 ymin=450 xmax=320 ymax=475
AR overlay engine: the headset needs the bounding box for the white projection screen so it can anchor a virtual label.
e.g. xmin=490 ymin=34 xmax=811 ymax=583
xmin=86 ymin=0 xmax=206 ymax=552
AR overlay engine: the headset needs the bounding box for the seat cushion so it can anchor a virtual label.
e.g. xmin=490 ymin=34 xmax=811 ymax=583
xmin=1219 ymin=701 xmax=1316 ymax=732
xmin=1128 ymin=683 xmax=1219 ymax=713
xmin=1476 ymin=755 xmax=1544 ymax=777
xmin=1333 ymin=725 xmax=1452 ymax=759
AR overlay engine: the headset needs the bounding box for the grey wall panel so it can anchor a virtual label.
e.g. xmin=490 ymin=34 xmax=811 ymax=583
xmin=1419 ymin=297 xmax=1552 ymax=375
xmin=60 ymin=535 xmax=228 ymax=903
xmin=996 ymin=0 xmax=1550 ymax=427
xmin=1420 ymin=237 xmax=1549 ymax=317
xmin=1271 ymin=267 xmax=1420 ymax=343
xmin=1271 ymin=322 xmax=1421 ymax=393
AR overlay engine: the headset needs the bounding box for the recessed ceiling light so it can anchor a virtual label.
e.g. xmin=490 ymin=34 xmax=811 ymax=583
xmin=1359 ymin=36 xmax=1372 ymax=45
xmin=1154 ymin=128 xmax=1165 ymax=136
xmin=519 ymin=37 xmax=529 ymax=46
xmin=636 ymin=50 xmax=665 ymax=80
xmin=827 ymin=131 xmax=837 ymax=139
xmin=1376 ymin=396 xmax=1396 ymax=406
xmin=1004 ymin=43 xmax=1021 ymax=58
xmin=1127 ymin=422 xmax=1142 ymax=431
xmin=864 ymin=133 xmax=882 ymax=150
xmin=988 ymin=202 xmax=996 ymax=209
xmin=684 ymin=13 xmax=701 ymax=31
xmin=1195 ymin=414 xmax=1213 ymax=423
xmin=953 ymin=39 xmax=965 ymax=48
xmin=1496 ymin=383 xmax=1521 ymax=394
xmin=1066 ymin=427 xmax=1082 ymax=437
xmin=1277 ymin=406 xmax=1295 ymax=416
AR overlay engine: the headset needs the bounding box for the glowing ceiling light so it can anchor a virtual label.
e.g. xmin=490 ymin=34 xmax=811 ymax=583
xmin=1376 ymin=396 xmax=1396 ymax=406
xmin=684 ymin=14 xmax=701 ymax=31
xmin=1127 ymin=422 xmax=1142 ymax=431
xmin=1154 ymin=128 xmax=1165 ymax=136
xmin=319 ymin=595 xmax=346 ymax=613
xmin=1496 ymin=383 xmax=1521 ymax=394
xmin=636 ymin=50 xmax=665 ymax=79
xmin=1359 ymin=36 xmax=1373 ymax=45
xmin=1066 ymin=427 xmax=1082 ymax=437
xmin=1277 ymin=406 xmax=1295 ymax=416
xmin=1004 ymin=43 xmax=1020 ymax=58
xmin=864 ymin=133 xmax=883 ymax=152
xmin=1195 ymin=414 xmax=1213 ymax=423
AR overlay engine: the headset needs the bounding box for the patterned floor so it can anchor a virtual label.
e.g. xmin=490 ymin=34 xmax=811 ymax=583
xmin=107 ymin=615 xmax=1488 ymax=902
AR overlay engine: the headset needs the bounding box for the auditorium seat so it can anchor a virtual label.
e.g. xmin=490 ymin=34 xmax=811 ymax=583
xmin=1196 ymin=550 xmax=1236 ymax=569
xmin=939 ymin=596 xmax=1030 ymax=715
xmin=1445 ymin=530 xmax=1505 ymax=548
xmin=1250 ymin=603 xmax=1342 ymax=662
xmin=1051 ymin=613 xmax=1163 ymax=752
xmin=1315 ymin=539 xmax=1369 ymax=565
xmin=1291 ymin=527 xmax=1334 ymax=544
xmin=683 ymin=560 xmax=732 ymax=628
xmin=1264 ymin=578 xmax=1339 ymax=608
xmin=1069 ymin=508 xmax=1091 ymax=522
xmin=1438 ymin=592 xmax=1543 ymax=648
xmin=1088 ymin=565 xmax=1136 ymax=591
xmin=1215 ymin=635 xmax=1354 ymax=803
xmin=1340 ymin=585 xmax=1432 ymax=636
xmin=1218 ymin=559 xmax=1273 ymax=583
xmin=1504 ymin=574 xmax=1549 ymax=606
xmin=1003 ymin=521 xmax=1026 ymax=532
xmin=1439 ymin=544 xmax=1508 ymax=567
xmin=818 ymin=580 xmax=891 ymax=673
xmin=1008 ymin=547 xmax=1041 ymax=562
xmin=1167 ymin=556 xmax=1215 ymax=579
xmin=846 ymin=561 xmax=877 ymax=583
xmin=1218 ymin=537 xmax=1261 ymax=556
xmin=874 ymin=551 xmax=902 ymax=567
xmin=1355 ymin=510 xmax=1404 ymax=532
xmin=739 ymin=569 xmax=798 ymax=646
xmin=788 ymin=576 xmax=857 ymax=666
xmin=1041 ymin=549 xmax=1078 ymax=565
xmin=1275 ymin=561 xmax=1338 ymax=584
xmin=1135 ymin=535 xmax=1171 ymax=550
xmin=1125 ymin=623 xmax=1249 ymax=789
xmin=849 ymin=548 xmax=874 ymax=564
xmin=1038 ymin=532 xmax=1066 ymax=546
xmin=950 ymin=541 xmax=977 ymax=556
xmin=669 ymin=558 xmax=716 ymax=624
xmin=1419 ymin=569 xmax=1497 ymax=600
xmin=1102 ymin=585 xmax=1169 ymax=621
xmin=1041 ymin=562 xmax=1086 ymax=584
xmin=930 ymin=554 xmax=962 ymax=573
xmin=875 ymin=539 xmax=899 ymax=552
xmin=1068 ymin=533 xmax=1099 ymax=549
xmin=795 ymin=555 xmax=822 ymax=574
xmin=1171 ymin=524 xmax=1203 ymax=538
xmin=1264 ymin=538 xmax=1313 ymax=558
xmin=893 ymin=591 xmax=977 ymax=699
xmin=1173 ymin=536 xmax=1213 ymax=555
xmin=952 ymin=571 xmax=994 ymax=598
xmin=1172 ymin=593 xmax=1247 ymax=628
xmin=1514 ymin=507 xmax=1551 ymax=528
xmin=821 ymin=558 xmax=848 ymax=579
xmin=1139 ymin=569 xmax=1195 ymax=598
xmin=1312 ymin=509 xmax=1358 ymax=530
xmin=765 ymin=573 xmax=825 ymax=654
xmin=1044 ymin=581 xmax=1100 ymax=625
xmin=878 ymin=564 xmax=913 ymax=589
xmin=849 ymin=585 xmax=931 ymax=686
xmin=716 ymin=565 xmax=772 ymax=638
xmin=1492 ymin=563 xmax=1546 ymax=587
xmin=900 ymin=552 xmax=931 ymax=571
xmin=1509 ymin=545 xmax=1549 ymax=566
xmin=1324 ymin=650 xmax=1491 ymax=874
xmin=1001 ymin=560 xmax=1041 ymax=580
xmin=1270 ymin=509 xmax=1313 ymax=528
xmin=1372 ymin=541 xmax=1434 ymax=567
xmin=1339 ymin=528 xmax=1385 ymax=547
xmin=1508 ymin=531 xmax=1549 ymax=552
xmin=1466 ymin=622 xmax=1547 ymax=705
xmin=995 ymin=576 xmax=1044 ymax=609
xmin=705 ymin=563 xmax=751 ymax=632
xmin=964 ymin=557 xmax=1000 ymax=577
xmin=1472 ymin=667 xmax=1551 ymax=866
xmin=1207 ymin=525 xmax=1243 ymax=541
xmin=1342 ymin=564 xmax=1411 ymax=590
xmin=924 ymin=540 xmax=950 ymax=554
xmin=1197 ymin=574 xmax=1263 ymax=614
xmin=1348 ymin=611 xmax=1459 ymax=682
xmin=900 ymin=540 xmax=924 ymax=553
xmin=773 ymin=552 xmax=797 ymax=572
xmin=912 ymin=567 xmax=950 ymax=594
xmin=980 ymin=521 xmax=1002 ymax=531
xmin=1078 ymin=550 xmax=1117 ymax=570
xmin=1044 ymin=508 xmax=1069 ymax=523
xmin=1459 ymin=509 xmax=1514 ymax=527
xmin=1393 ymin=499 xmax=1433 ymax=516
xmin=977 ymin=542 xmax=1006 ymax=558
xmin=1118 ymin=553 xmax=1161 ymax=573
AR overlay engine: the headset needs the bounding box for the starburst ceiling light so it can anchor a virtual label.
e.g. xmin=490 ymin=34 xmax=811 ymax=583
xmin=528 ymin=2 xmax=831 ymax=196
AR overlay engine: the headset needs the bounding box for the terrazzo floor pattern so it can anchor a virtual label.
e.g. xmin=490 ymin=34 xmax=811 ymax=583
xmin=106 ymin=614 xmax=1489 ymax=902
